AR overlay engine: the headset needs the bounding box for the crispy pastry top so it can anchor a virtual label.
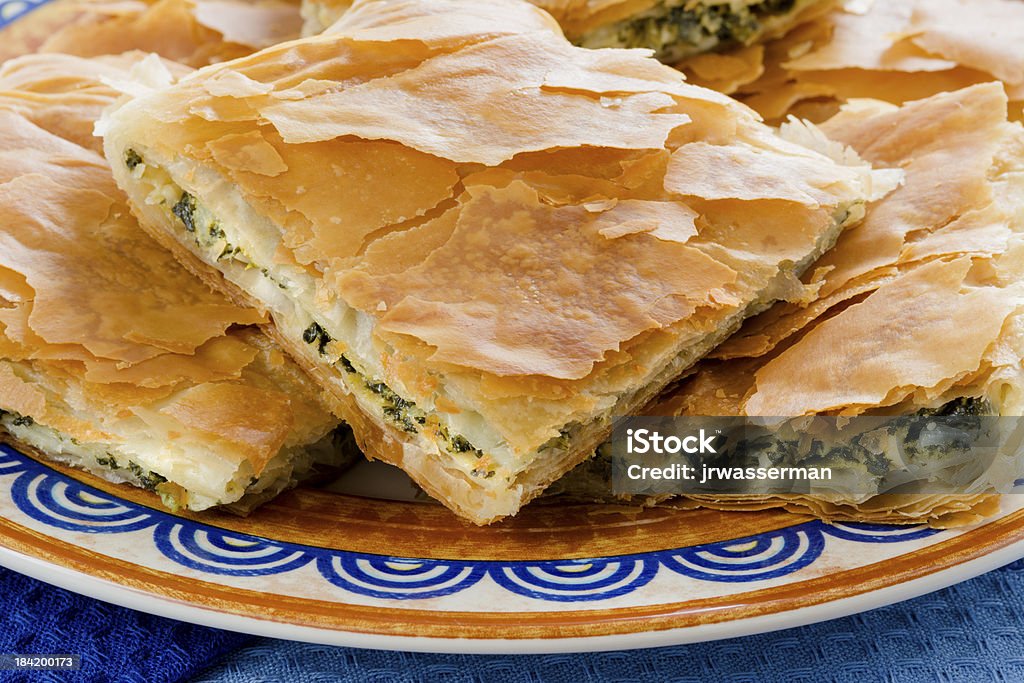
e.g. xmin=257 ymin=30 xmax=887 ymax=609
xmin=0 ymin=0 xmax=303 ymax=67
xmin=730 ymin=0 xmax=1024 ymax=122
xmin=103 ymin=0 xmax=882 ymax=453
xmin=658 ymin=84 xmax=1024 ymax=418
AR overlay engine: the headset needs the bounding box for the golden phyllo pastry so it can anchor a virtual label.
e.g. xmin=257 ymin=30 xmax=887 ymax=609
xmin=538 ymin=0 xmax=836 ymax=62
xmin=0 ymin=0 xmax=302 ymax=67
xmin=0 ymin=53 xmax=344 ymax=513
xmin=730 ymin=0 xmax=1024 ymax=122
xmin=102 ymin=0 xmax=887 ymax=524
xmin=300 ymin=0 xmax=835 ymax=65
xmin=646 ymin=83 xmax=1024 ymax=527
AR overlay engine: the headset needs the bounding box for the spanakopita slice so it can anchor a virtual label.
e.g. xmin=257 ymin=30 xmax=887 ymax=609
xmin=102 ymin=0 xmax=889 ymax=524
xmin=0 ymin=53 xmax=346 ymax=513
xmin=615 ymin=84 xmax=1024 ymax=528
xmin=0 ymin=0 xmax=302 ymax=67
xmin=301 ymin=0 xmax=834 ymax=65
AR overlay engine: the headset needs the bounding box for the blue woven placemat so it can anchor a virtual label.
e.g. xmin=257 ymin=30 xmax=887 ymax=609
xmin=0 ymin=567 xmax=253 ymax=683
xmin=191 ymin=558 xmax=1024 ymax=683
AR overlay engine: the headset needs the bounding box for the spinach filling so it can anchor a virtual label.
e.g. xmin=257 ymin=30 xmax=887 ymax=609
xmin=139 ymin=158 xmax=287 ymax=290
xmin=0 ymin=410 xmax=34 ymax=428
xmin=1 ymin=409 xmax=169 ymax=493
xmin=127 ymin=461 xmax=169 ymax=492
xmin=449 ymin=434 xmax=482 ymax=455
xmin=95 ymin=455 xmax=119 ymax=469
xmin=125 ymin=148 xmax=143 ymax=171
xmin=299 ymin=321 xmax=490 ymax=467
xmin=581 ymin=0 xmax=798 ymax=61
xmin=126 ymin=150 xmax=237 ymax=259
xmin=921 ymin=396 xmax=990 ymax=418
xmin=713 ymin=396 xmax=995 ymax=482
xmin=130 ymin=149 xmax=498 ymax=479
xmin=302 ymin=322 xmax=332 ymax=355
xmin=87 ymin=453 xmax=168 ymax=491
xmin=366 ymin=381 xmax=422 ymax=435
xmin=897 ymin=396 xmax=992 ymax=461
xmin=339 ymin=355 xmax=358 ymax=374
xmin=172 ymin=192 xmax=198 ymax=233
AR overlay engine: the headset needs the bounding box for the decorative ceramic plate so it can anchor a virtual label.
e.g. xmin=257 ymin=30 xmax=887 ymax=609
xmin=1 ymin=443 xmax=1023 ymax=653
xmin=3 ymin=0 xmax=1024 ymax=655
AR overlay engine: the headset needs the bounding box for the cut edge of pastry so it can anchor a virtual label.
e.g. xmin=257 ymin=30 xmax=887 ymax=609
xmin=550 ymin=391 xmax=1010 ymax=529
xmin=0 ymin=404 xmax=353 ymax=516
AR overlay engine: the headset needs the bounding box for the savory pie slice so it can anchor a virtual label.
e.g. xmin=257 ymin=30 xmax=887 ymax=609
xmin=543 ymin=0 xmax=837 ymax=62
xmin=0 ymin=53 xmax=345 ymax=513
xmin=0 ymin=0 xmax=302 ymax=67
xmin=560 ymin=83 xmax=1024 ymax=528
xmin=300 ymin=0 xmax=834 ymax=64
xmin=102 ymin=0 xmax=888 ymax=524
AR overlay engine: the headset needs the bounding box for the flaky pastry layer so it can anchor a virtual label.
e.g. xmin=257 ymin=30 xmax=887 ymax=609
xmin=721 ymin=0 xmax=1024 ymax=123
xmin=0 ymin=0 xmax=302 ymax=67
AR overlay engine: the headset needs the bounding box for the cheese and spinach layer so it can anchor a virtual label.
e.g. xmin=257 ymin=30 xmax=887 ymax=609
xmin=0 ymin=407 xmax=347 ymax=511
xmin=718 ymin=397 xmax=1001 ymax=492
xmin=578 ymin=0 xmax=808 ymax=62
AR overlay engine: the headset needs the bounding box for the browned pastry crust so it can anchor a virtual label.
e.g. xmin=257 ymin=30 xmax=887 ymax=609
xmin=300 ymin=0 xmax=835 ymax=62
xmin=0 ymin=0 xmax=302 ymax=67
xmin=723 ymin=0 xmax=1024 ymax=123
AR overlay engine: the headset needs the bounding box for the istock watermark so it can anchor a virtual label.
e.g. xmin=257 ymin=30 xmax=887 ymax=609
xmin=610 ymin=414 xmax=1024 ymax=497
xmin=625 ymin=428 xmax=719 ymax=455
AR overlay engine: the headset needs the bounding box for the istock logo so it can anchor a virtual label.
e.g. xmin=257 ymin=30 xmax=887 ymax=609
xmin=626 ymin=428 xmax=717 ymax=455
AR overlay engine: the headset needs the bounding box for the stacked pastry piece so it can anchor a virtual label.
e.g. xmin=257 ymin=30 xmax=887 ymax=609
xmin=100 ymin=0 xmax=886 ymax=524
xmin=562 ymin=83 xmax=1024 ymax=528
xmin=0 ymin=52 xmax=346 ymax=513
xmin=1 ymin=0 xmax=302 ymax=66
xmin=536 ymin=0 xmax=837 ymax=62
xmin=298 ymin=0 xmax=1024 ymax=126
xmin=300 ymin=0 xmax=835 ymax=64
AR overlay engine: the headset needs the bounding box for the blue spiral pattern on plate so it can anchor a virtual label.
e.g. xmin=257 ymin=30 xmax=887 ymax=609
xmin=0 ymin=446 xmax=29 ymax=475
xmin=0 ymin=0 xmax=52 ymax=29
xmin=658 ymin=525 xmax=826 ymax=582
xmin=153 ymin=522 xmax=313 ymax=577
xmin=489 ymin=557 xmax=660 ymax=601
xmin=819 ymin=520 xmax=940 ymax=543
xmin=317 ymin=555 xmax=487 ymax=600
xmin=0 ymin=444 xmax=948 ymax=602
xmin=11 ymin=469 xmax=158 ymax=534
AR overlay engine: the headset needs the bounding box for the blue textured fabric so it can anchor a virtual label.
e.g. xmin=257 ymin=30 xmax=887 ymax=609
xmin=192 ymin=559 xmax=1024 ymax=683
xmin=0 ymin=567 xmax=253 ymax=683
